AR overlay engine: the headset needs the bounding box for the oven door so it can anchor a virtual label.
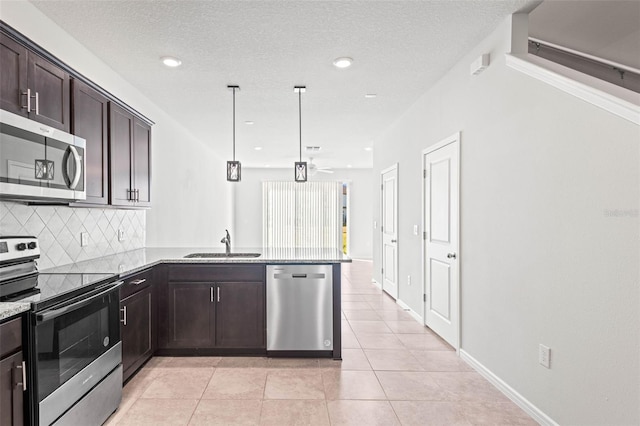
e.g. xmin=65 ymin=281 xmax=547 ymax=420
xmin=0 ymin=109 xmax=86 ymax=201
xmin=34 ymin=281 xmax=123 ymax=426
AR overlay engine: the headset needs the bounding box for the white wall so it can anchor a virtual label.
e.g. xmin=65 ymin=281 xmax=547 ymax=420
xmin=372 ymin=14 xmax=639 ymax=426
xmin=1 ymin=0 xmax=231 ymax=248
xmin=233 ymin=168 xmax=373 ymax=259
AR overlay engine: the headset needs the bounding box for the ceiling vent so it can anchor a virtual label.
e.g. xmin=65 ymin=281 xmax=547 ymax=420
xmin=305 ymin=146 xmax=322 ymax=152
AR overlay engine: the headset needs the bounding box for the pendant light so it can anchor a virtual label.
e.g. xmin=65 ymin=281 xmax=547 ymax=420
xmin=226 ymin=85 xmax=241 ymax=182
xmin=294 ymin=86 xmax=307 ymax=182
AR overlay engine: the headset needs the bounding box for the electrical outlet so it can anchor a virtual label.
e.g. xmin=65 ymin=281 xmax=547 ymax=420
xmin=539 ymin=344 xmax=551 ymax=368
xmin=80 ymin=232 xmax=89 ymax=247
xmin=118 ymin=229 xmax=126 ymax=242
xmin=413 ymin=225 xmax=419 ymax=235
xmin=407 ymin=275 xmax=411 ymax=286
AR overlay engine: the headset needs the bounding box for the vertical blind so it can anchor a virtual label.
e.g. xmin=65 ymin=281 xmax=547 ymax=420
xmin=263 ymin=181 xmax=341 ymax=249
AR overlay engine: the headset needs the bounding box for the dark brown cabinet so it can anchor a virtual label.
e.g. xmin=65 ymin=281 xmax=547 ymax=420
xmin=215 ymin=282 xmax=265 ymax=348
xmin=0 ymin=33 xmax=70 ymax=132
xmin=120 ymin=269 xmax=155 ymax=382
xmin=0 ymin=317 xmax=25 ymax=426
xmin=166 ymin=282 xmax=216 ymax=348
xmin=71 ymin=79 xmax=109 ymax=205
xmin=109 ymin=103 xmax=152 ymax=207
xmin=158 ymin=265 xmax=266 ymax=353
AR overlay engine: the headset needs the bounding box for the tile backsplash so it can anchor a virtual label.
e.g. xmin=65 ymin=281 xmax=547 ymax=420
xmin=0 ymin=201 xmax=145 ymax=270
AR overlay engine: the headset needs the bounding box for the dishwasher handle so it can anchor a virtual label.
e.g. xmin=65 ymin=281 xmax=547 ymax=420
xmin=273 ymin=273 xmax=325 ymax=279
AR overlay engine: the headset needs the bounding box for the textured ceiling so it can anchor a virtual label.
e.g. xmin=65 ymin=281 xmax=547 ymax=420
xmin=529 ymin=1 xmax=640 ymax=70
xmin=30 ymin=0 xmax=534 ymax=168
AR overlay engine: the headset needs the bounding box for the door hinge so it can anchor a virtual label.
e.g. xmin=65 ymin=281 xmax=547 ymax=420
xmin=423 ymin=294 xmax=426 ymax=302
xmin=423 ymin=231 xmax=427 ymax=240
xmin=381 ymin=183 xmax=383 ymax=190
xmin=423 ymin=169 xmax=426 ymax=178
xmin=381 ymin=268 xmax=384 ymax=274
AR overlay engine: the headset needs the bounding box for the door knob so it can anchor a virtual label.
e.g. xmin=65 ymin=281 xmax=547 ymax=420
xmin=447 ymin=253 xmax=457 ymax=259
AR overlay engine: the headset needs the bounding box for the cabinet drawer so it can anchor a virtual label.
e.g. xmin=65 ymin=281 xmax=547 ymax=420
xmin=168 ymin=264 xmax=264 ymax=282
xmin=0 ymin=318 xmax=22 ymax=359
xmin=120 ymin=268 xmax=153 ymax=299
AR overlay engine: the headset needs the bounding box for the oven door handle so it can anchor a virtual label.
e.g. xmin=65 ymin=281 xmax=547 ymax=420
xmin=36 ymin=280 xmax=124 ymax=322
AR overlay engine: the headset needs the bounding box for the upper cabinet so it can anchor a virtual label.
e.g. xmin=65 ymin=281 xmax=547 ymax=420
xmin=72 ymin=79 xmax=109 ymax=205
xmin=0 ymin=33 xmax=70 ymax=132
xmin=109 ymin=103 xmax=151 ymax=207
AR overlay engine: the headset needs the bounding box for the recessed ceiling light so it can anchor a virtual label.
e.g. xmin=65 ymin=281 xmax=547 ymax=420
xmin=364 ymin=94 xmax=377 ymax=98
xmin=161 ymin=56 xmax=182 ymax=67
xmin=245 ymin=121 xmax=254 ymax=125
xmin=265 ymin=165 xmax=270 ymax=168
xmin=364 ymin=147 xmax=373 ymax=151
xmin=333 ymin=57 xmax=353 ymax=69
xmin=254 ymin=146 xmax=262 ymax=151
xmin=347 ymin=164 xmax=353 ymax=168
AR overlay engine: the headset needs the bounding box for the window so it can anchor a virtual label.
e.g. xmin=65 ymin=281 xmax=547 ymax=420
xmin=262 ymin=181 xmax=341 ymax=250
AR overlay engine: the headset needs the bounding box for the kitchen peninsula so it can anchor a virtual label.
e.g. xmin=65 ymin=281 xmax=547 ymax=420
xmin=42 ymin=247 xmax=350 ymax=381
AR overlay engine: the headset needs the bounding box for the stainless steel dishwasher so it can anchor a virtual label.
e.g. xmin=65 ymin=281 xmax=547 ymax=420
xmin=266 ymin=264 xmax=333 ymax=351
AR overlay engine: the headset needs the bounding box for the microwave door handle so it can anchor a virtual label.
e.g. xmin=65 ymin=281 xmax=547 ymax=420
xmin=36 ymin=280 xmax=124 ymax=322
xmin=65 ymin=145 xmax=82 ymax=190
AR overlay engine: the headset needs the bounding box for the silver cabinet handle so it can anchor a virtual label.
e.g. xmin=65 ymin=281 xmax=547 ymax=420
xmin=31 ymin=91 xmax=39 ymax=115
xmin=136 ymin=189 xmax=140 ymax=202
xmin=210 ymin=287 xmax=214 ymax=302
xmin=217 ymin=287 xmax=220 ymax=302
xmin=130 ymin=279 xmax=146 ymax=286
xmin=391 ymin=239 xmax=397 ymax=243
xmin=447 ymin=253 xmax=457 ymax=259
xmin=21 ymin=89 xmax=31 ymax=111
xmin=62 ymin=145 xmax=82 ymax=190
xmin=15 ymin=361 xmax=26 ymax=391
xmin=121 ymin=306 xmax=127 ymax=326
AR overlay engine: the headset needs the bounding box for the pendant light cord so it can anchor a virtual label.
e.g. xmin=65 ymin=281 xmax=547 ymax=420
xmin=298 ymin=90 xmax=302 ymax=162
xmin=232 ymin=88 xmax=236 ymax=162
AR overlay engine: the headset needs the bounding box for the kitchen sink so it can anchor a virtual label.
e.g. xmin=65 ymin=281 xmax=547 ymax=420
xmin=184 ymin=252 xmax=262 ymax=258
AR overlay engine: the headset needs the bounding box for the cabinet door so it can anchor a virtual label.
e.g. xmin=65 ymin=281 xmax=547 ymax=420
xmin=121 ymin=287 xmax=152 ymax=382
xmin=0 ymin=352 xmax=24 ymax=426
xmin=132 ymin=119 xmax=151 ymax=206
xmin=215 ymin=282 xmax=265 ymax=348
xmin=167 ymin=283 xmax=215 ymax=348
xmin=109 ymin=103 xmax=133 ymax=206
xmin=28 ymin=54 xmax=70 ymax=131
xmin=0 ymin=33 xmax=28 ymax=116
xmin=72 ymin=80 xmax=109 ymax=205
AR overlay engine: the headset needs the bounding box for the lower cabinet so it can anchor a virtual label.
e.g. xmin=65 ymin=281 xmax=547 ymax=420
xmin=159 ymin=265 xmax=266 ymax=352
xmin=121 ymin=285 xmax=153 ymax=382
xmin=0 ymin=317 xmax=25 ymax=426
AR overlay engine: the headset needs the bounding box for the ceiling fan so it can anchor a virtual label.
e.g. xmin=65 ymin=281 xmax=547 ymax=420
xmin=308 ymin=157 xmax=334 ymax=176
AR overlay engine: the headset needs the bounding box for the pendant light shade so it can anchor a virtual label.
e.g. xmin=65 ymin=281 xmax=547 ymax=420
xmin=226 ymin=85 xmax=241 ymax=182
xmin=294 ymin=86 xmax=307 ymax=183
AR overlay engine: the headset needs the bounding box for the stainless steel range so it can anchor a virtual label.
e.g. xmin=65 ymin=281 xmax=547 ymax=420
xmin=0 ymin=236 xmax=123 ymax=426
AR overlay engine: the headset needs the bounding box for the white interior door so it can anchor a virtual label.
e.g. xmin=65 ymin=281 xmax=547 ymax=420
xmin=423 ymin=134 xmax=459 ymax=348
xmin=381 ymin=165 xmax=398 ymax=299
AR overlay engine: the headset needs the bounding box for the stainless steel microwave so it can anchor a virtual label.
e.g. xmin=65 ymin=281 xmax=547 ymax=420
xmin=0 ymin=109 xmax=86 ymax=201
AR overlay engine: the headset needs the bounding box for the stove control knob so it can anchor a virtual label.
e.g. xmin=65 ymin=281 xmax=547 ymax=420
xmin=27 ymin=242 xmax=37 ymax=250
xmin=16 ymin=243 xmax=27 ymax=251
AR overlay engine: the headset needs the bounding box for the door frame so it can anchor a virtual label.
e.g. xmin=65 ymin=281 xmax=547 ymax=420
xmin=380 ymin=163 xmax=399 ymax=299
xmin=421 ymin=132 xmax=461 ymax=352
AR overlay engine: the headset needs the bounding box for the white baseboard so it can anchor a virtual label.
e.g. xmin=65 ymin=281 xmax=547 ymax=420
xmin=459 ymin=349 xmax=558 ymax=426
xmin=371 ymin=279 xmax=381 ymax=289
xmin=396 ymin=299 xmax=423 ymax=323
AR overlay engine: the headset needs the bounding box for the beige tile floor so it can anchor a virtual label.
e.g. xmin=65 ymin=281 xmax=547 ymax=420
xmin=106 ymin=260 xmax=536 ymax=425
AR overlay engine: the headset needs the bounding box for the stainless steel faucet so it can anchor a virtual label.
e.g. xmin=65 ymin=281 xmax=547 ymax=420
xmin=220 ymin=230 xmax=231 ymax=254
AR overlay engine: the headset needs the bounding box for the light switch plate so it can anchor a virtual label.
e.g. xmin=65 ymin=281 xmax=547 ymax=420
xmin=413 ymin=225 xmax=419 ymax=235
xmin=80 ymin=232 xmax=89 ymax=247
xmin=118 ymin=229 xmax=126 ymax=242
